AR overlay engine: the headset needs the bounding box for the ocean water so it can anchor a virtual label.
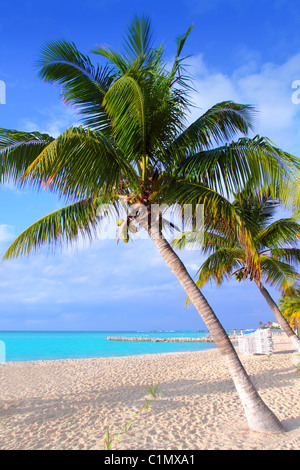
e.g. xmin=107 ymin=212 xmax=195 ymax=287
xmin=0 ymin=330 xmax=218 ymax=363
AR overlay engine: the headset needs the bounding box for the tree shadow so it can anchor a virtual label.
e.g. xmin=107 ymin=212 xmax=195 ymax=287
xmin=272 ymin=349 xmax=296 ymax=355
xmin=281 ymin=416 xmax=300 ymax=432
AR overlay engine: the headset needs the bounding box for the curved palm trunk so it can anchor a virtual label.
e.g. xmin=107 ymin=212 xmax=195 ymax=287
xmin=254 ymin=280 xmax=300 ymax=352
xmin=148 ymin=225 xmax=284 ymax=434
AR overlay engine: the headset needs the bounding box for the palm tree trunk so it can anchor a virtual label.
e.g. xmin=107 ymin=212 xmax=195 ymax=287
xmin=295 ymin=320 xmax=299 ymax=338
xmin=254 ymin=280 xmax=300 ymax=352
xmin=148 ymin=224 xmax=284 ymax=434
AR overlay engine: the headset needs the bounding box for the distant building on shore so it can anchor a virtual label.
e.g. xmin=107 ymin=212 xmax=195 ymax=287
xmin=270 ymin=322 xmax=280 ymax=329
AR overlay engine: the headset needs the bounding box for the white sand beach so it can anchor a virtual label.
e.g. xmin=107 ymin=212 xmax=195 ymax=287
xmin=0 ymin=334 xmax=299 ymax=450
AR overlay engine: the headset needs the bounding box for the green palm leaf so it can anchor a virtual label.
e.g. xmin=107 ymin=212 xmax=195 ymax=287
xmin=178 ymin=135 xmax=300 ymax=200
xmin=0 ymin=129 xmax=54 ymax=184
xmin=169 ymin=24 xmax=194 ymax=93
xmin=179 ymin=186 xmax=300 ymax=296
xmin=197 ymin=248 xmax=245 ymax=288
xmin=22 ymin=126 xmax=140 ymax=200
xmin=183 ymin=247 xmax=244 ymax=307
xmin=162 ymin=180 xmax=253 ymax=243
xmin=279 ymin=290 xmax=300 ymax=325
xmin=103 ymin=75 xmax=146 ymax=159
xmin=2 ymin=198 xmax=102 ymax=259
xmin=256 ymin=218 xmax=300 ymax=249
xmin=171 ymin=101 xmax=256 ymax=156
xmin=123 ymin=15 xmax=154 ymax=62
xmin=37 ymin=39 xmax=113 ymax=130
xmin=260 ymin=255 xmax=299 ymax=292
xmin=92 ymin=15 xmax=163 ymax=75
xmin=173 ymin=230 xmax=231 ymax=252
xmin=270 ymin=247 xmax=300 ymax=265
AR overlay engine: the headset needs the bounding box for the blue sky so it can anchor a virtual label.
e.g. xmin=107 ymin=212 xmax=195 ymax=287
xmin=0 ymin=0 xmax=300 ymax=331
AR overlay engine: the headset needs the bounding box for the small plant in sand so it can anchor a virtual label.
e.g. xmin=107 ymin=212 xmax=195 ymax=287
xmin=104 ymin=430 xmax=114 ymax=450
xmin=104 ymin=382 xmax=164 ymax=450
xmin=143 ymin=381 xmax=164 ymax=398
xmin=293 ymin=354 xmax=300 ymax=375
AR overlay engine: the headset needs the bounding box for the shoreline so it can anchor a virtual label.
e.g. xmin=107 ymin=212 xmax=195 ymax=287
xmin=0 ymin=335 xmax=299 ymax=450
xmin=1 ymin=329 xmax=283 ymax=364
xmin=1 ymin=345 xmax=218 ymax=366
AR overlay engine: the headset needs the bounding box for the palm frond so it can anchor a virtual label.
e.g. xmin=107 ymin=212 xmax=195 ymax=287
xmin=232 ymin=185 xmax=279 ymax=234
xmin=21 ymin=126 xmax=140 ymax=200
xmin=103 ymin=75 xmax=146 ymax=159
xmin=169 ymin=24 xmax=194 ymax=93
xmin=37 ymin=39 xmax=113 ymax=130
xmin=91 ymin=45 xmax=129 ymax=75
xmin=0 ymin=129 xmax=54 ymax=184
xmin=197 ymin=248 xmax=245 ymax=288
xmin=173 ymin=230 xmax=231 ymax=252
xmin=92 ymin=15 xmax=155 ymax=73
xmin=178 ymin=135 xmax=300 ymax=201
xmin=257 ymin=218 xmax=300 ymax=249
xmin=2 ymin=198 xmax=109 ymax=259
xmin=279 ymin=290 xmax=300 ymax=324
xmin=103 ymin=66 xmax=187 ymax=165
xmin=184 ymin=247 xmax=244 ymax=308
xmin=123 ymin=14 xmax=154 ymax=62
xmin=260 ymin=255 xmax=300 ymax=293
xmin=160 ymin=180 xmax=249 ymax=243
xmin=169 ymin=101 xmax=257 ymax=161
xmin=164 ymin=180 xmax=262 ymax=280
xmin=270 ymin=247 xmax=300 ymax=265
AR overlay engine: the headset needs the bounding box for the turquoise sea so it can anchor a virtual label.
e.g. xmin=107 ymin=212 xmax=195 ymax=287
xmin=0 ymin=330 xmax=219 ymax=362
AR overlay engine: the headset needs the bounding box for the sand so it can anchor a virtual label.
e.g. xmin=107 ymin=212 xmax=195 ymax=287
xmin=0 ymin=334 xmax=299 ymax=450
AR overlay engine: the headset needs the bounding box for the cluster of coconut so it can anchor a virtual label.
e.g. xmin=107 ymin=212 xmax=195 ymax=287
xmin=117 ymin=218 xmax=137 ymax=243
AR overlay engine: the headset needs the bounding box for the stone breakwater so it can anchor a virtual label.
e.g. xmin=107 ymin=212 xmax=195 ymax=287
xmin=106 ymin=336 xmax=215 ymax=343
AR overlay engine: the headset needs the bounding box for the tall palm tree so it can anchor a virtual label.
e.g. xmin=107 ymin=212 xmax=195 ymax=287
xmin=279 ymin=289 xmax=300 ymax=336
xmin=176 ymin=187 xmax=300 ymax=351
xmin=0 ymin=16 xmax=298 ymax=433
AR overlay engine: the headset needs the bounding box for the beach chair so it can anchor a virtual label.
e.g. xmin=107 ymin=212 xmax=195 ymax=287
xmin=238 ymin=329 xmax=273 ymax=355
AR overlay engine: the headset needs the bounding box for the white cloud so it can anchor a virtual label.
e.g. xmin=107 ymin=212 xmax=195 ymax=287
xmin=185 ymin=263 xmax=199 ymax=272
xmin=0 ymin=225 xmax=15 ymax=244
xmin=23 ymin=293 xmax=48 ymax=304
xmin=70 ymin=276 xmax=89 ymax=284
xmin=188 ymin=51 xmax=300 ymax=154
xmin=20 ymin=104 xmax=81 ymax=138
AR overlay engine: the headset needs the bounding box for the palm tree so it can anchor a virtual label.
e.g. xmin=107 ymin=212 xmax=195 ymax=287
xmin=176 ymin=187 xmax=300 ymax=351
xmin=0 ymin=15 xmax=298 ymax=433
xmin=279 ymin=289 xmax=300 ymax=336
